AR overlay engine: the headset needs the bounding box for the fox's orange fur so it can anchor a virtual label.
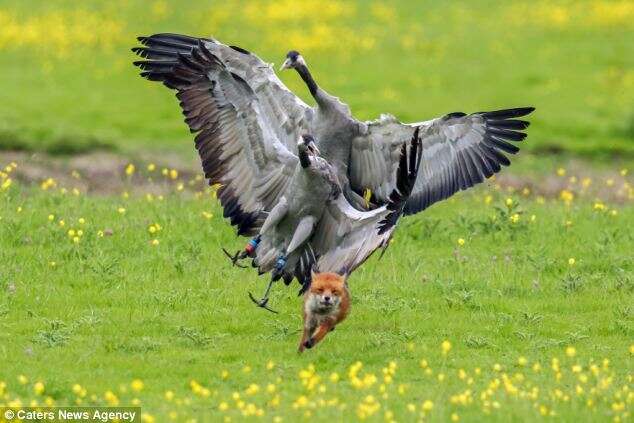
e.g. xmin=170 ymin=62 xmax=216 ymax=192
xmin=299 ymin=272 xmax=350 ymax=352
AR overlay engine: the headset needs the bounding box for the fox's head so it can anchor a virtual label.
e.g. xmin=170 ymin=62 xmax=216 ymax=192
xmin=306 ymin=272 xmax=346 ymax=312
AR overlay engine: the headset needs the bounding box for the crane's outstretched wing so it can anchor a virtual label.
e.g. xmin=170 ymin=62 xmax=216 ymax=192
xmin=313 ymin=129 xmax=422 ymax=274
xmin=349 ymin=107 xmax=535 ymax=215
xmin=133 ymin=33 xmax=313 ymax=235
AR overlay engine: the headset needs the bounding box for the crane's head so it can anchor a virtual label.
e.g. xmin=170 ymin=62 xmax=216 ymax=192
xmin=298 ymin=134 xmax=320 ymax=156
xmin=280 ymin=50 xmax=306 ymax=71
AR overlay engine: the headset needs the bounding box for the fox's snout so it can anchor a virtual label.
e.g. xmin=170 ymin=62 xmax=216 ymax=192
xmin=311 ymin=291 xmax=340 ymax=309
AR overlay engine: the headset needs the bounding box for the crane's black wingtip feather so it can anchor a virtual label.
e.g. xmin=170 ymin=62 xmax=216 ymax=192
xmin=481 ymin=107 xmax=536 ymax=119
xmin=378 ymin=128 xmax=423 ymax=234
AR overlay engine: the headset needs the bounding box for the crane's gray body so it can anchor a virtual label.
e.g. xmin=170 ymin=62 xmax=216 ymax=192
xmin=255 ymin=154 xmax=340 ymax=276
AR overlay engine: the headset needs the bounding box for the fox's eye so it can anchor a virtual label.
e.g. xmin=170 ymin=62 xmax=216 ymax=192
xmin=333 ymin=290 xmax=340 ymax=296
xmin=316 ymin=289 xmax=324 ymax=294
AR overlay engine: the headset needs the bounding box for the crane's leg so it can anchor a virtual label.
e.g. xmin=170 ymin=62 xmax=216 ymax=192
xmin=260 ymin=197 xmax=288 ymax=234
xmin=248 ymin=250 xmax=288 ymax=314
xmin=223 ymin=198 xmax=287 ymax=268
xmin=286 ymin=216 xmax=316 ymax=255
xmin=222 ymin=235 xmax=260 ymax=268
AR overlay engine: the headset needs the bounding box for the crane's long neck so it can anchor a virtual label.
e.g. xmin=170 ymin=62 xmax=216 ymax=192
xmin=295 ymin=64 xmax=318 ymax=97
xmin=298 ymin=148 xmax=311 ymax=168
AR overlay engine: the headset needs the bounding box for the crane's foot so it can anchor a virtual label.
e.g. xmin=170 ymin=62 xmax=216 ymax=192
xmin=221 ymin=248 xmax=248 ymax=268
xmin=248 ymin=291 xmax=278 ymax=313
xmin=222 ymin=236 xmax=261 ymax=268
xmin=248 ymin=272 xmax=279 ymax=314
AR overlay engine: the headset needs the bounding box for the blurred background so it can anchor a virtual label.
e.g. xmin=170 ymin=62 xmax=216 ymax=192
xmin=1 ymin=0 xmax=633 ymax=161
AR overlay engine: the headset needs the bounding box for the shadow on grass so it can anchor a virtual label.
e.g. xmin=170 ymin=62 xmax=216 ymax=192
xmin=0 ymin=128 xmax=117 ymax=156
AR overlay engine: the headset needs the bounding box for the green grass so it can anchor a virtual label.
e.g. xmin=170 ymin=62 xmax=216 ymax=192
xmin=1 ymin=177 xmax=632 ymax=421
xmin=0 ymin=0 xmax=633 ymax=157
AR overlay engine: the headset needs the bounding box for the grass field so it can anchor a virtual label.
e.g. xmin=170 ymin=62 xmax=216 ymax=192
xmin=1 ymin=161 xmax=632 ymax=421
xmin=1 ymin=0 xmax=633 ymax=422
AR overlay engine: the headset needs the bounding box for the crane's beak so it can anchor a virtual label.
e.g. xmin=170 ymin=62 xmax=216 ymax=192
xmin=306 ymin=140 xmax=320 ymax=156
xmin=279 ymin=58 xmax=292 ymax=71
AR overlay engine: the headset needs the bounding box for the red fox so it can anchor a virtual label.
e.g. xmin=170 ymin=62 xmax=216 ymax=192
xmin=299 ymin=272 xmax=350 ymax=352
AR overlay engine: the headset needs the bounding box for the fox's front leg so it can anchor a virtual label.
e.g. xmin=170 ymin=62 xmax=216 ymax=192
xmin=298 ymin=325 xmax=311 ymax=353
xmin=303 ymin=320 xmax=335 ymax=350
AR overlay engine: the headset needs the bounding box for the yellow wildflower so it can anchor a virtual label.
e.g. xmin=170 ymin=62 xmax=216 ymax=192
xmin=131 ymin=379 xmax=144 ymax=392
xmin=33 ymin=381 xmax=45 ymax=395
xmin=72 ymin=384 xmax=83 ymax=395
xmin=441 ymin=340 xmax=452 ymax=355
xmin=104 ymin=390 xmax=119 ymax=406
xmin=245 ymin=384 xmax=260 ymax=395
xmin=1 ymin=178 xmax=13 ymax=190
xmin=559 ymin=189 xmax=574 ymax=204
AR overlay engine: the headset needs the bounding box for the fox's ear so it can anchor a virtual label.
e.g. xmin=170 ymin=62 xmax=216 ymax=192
xmin=310 ymin=263 xmax=320 ymax=280
xmin=338 ymin=266 xmax=349 ymax=280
